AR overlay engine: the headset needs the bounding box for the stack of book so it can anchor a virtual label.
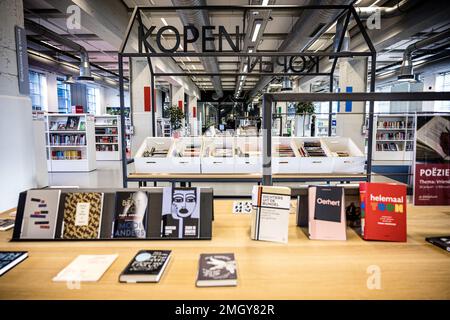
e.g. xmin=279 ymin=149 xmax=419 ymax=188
xmin=211 ymin=148 xmax=233 ymax=157
xmin=275 ymin=144 xmax=295 ymax=157
xmin=142 ymin=147 xmax=169 ymax=158
xmin=299 ymin=141 xmax=327 ymax=157
xmin=181 ymin=144 xmax=201 ymax=157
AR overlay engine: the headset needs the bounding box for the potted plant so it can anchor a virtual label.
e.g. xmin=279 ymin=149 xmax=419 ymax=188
xmin=167 ymin=105 xmax=184 ymax=136
xmin=295 ymin=101 xmax=315 ymax=137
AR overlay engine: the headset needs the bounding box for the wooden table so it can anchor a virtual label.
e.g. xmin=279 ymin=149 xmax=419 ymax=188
xmin=0 ymin=201 xmax=449 ymax=300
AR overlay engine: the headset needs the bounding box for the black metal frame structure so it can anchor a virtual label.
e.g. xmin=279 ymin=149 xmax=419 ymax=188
xmin=117 ymin=4 xmax=449 ymax=188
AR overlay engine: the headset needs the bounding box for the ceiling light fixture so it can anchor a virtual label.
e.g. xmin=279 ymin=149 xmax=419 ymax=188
xmin=262 ymin=0 xmax=269 ymax=5
xmin=252 ymin=21 xmax=262 ymax=42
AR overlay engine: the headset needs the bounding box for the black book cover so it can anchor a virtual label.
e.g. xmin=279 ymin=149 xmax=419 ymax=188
xmin=113 ymin=191 xmax=148 ymax=238
xmin=121 ymin=250 xmax=171 ymax=276
xmin=161 ymin=187 xmax=200 ymax=239
xmin=426 ymin=236 xmax=450 ymax=252
xmin=0 ymin=251 xmax=28 ymax=276
xmin=197 ymin=253 xmax=237 ymax=283
xmin=66 ymin=116 xmax=80 ymax=130
xmin=314 ymin=186 xmax=343 ymax=223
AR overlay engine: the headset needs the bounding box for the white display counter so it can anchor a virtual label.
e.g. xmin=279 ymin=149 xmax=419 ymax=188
xmin=133 ymin=136 xmax=365 ymax=174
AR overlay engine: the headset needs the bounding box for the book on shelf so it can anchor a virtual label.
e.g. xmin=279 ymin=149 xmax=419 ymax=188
xmin=113 ymin=191 xmax=148 ymax=239
xmin=308 ymin=186 xmax=346 ymax=241
xmin=53 ymin=254 xmax=118 ymax=282
xmin=196 ymin=253 xmax=237 ymax=287
xmin=161 ymin=186 xmax=200 ymax=239
xmin=360 ymin=182 xmax=407 ymax=242
xmin=251 ymin=185 xmax=291 ymax=244
xmin=0 ymin=219 xmax=15 ymax=231
xmin=66 ymin=116 xmax=80 ymax=130
xmin=426 ymin=236 xmax=450 ymax=252
xmin=21 ymin=189 xmax=61 ymax=239
xmin=119 ymin=250 xmax=172 ymax=283
xmin=51 ymin=150 xmax=82 ymax=160
xmin=0 ymin=251 xmax=28 ymax=276
xmin=61 ymin=192 xmax=104 ymax=239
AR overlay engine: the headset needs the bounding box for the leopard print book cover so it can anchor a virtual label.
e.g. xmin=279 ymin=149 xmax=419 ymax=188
xmin=62 ymin=192 xmax=103 ymax=239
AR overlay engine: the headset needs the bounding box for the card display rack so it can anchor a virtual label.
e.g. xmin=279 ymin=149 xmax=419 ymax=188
xmin=95 ymin=115 xmax=122 ymax=161
xmin=46 ymin=114 xmax=96 ymax=172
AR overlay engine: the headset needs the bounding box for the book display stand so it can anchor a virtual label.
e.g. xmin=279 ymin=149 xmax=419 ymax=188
xmin=11 ymin=187 xmax=214 ymax=241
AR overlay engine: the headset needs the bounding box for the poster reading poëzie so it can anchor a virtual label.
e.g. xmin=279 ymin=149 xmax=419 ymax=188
xmin=414 ymin=115 xmax=450 ymax=205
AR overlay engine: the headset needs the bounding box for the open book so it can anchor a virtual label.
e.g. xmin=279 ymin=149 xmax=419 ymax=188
xmin=416 ymin=116 xmax=450 ymax=161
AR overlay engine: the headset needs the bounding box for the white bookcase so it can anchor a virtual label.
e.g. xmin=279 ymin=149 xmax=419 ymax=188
xmin=95 ymin=115 xmax=122 ymax=161
xmin=46 ymin=114 xmax=96 ymax=172
xmin=372 ymin=114 xmax=415 ymax=165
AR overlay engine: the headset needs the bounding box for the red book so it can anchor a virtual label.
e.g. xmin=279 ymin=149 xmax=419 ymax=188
xmin=361 ymin=182 xmax=407 ymax=242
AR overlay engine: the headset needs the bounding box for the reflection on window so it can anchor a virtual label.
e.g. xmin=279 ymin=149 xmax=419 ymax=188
xmin=435 ymin=71 xmax=450 ymax=112
xmin=57 ymin=78 xmax=71 ymax=113
xmin=87 ymin=86 xmax=100 ymax=115
xmin=29 ymin=71 xmax=46 ymax=111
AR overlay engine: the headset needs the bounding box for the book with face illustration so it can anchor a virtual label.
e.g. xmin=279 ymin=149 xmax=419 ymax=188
xmin=113 ymin=191 xmax=148 ymax=239
xmin=161 ymin=187 xmax=200 ymax=239
xmin=196 ymin=253 xmax=237 ymax=287
xmin=20 ymin=190 xmax=61 ymax=239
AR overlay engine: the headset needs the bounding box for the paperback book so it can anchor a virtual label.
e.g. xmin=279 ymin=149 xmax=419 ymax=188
xmin=251 ymin=185 xmax=291 ymax=244
xmin=308 ymin=186 xmax=346 ymax=241
xmin=196 ymin=253 xmax=237 ymax=287
xmin=360 ymin=182 xmax=407 ymax=242
xmin=161 ymin=187 xmax=200 ymax=239
xmin=53 ymin=254 xmax=118 ymax=282
xmin=426 ymin=236 xmax=450 ymax=252
xmin=0 ymin=219 xmax=15 ymax=231
xmin=0 ymin=251 xmax=28 ymax=276
xmin=21 ymin=189 xmax=61 ymax=239
xmin=61 ymin=192 xmax=104 ymax=239
xmin=119 ymin=250 xmax=172 ymax=283
xmin=113 ymin=191 xmax=148 ymax=239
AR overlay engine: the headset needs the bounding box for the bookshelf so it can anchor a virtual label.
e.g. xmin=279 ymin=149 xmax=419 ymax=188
xmin=95 ymin=115 xmax=122 ymax=161
xmin=46 ymin=114 xmax=96 ymax=172
xmin=105 ymin=107 xmax=132 ymax=159
xmin=372 ymin=114 xmax=415 ymax=164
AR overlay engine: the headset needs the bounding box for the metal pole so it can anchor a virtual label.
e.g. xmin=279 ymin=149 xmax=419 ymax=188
xmin=328 ymin=74 xmax=333 ymax=136
xmin=118 ymin=54 xmax=128 ymax=188
xmin=366 ymin=53 xmax=377 ymax=182
xmin=151 ymin=72 xmax=156 ymax=137
xmin=262 ymin=94 xmax=272 ymax=186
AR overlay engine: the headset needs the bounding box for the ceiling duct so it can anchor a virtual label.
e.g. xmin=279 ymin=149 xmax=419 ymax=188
xmin=355 ymin=0 xmax=419 ymax=19
xmin=398 ymin=28 xmax=450 ymax=81
xmin=249 ymin=0 xmax=354 ymax=98
xmin=24 ymin=19 xmax=94 ymax=82
xmin=171 ymin=0 xmax=223 ymax=100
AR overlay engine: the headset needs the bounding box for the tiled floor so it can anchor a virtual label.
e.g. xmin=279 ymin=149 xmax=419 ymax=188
xmin=47 ymin=161 xmax=394 ymax=196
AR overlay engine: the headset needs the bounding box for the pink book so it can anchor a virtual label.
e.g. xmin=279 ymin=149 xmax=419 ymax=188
xmin=308 ymin=186 xmax=347 ymax=241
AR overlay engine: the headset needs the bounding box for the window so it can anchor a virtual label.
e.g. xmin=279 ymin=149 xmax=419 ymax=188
xmin=435 ymin=71 xmax=450 ymax=112
xmin=29 ymin=71 xmax=46 ymax=111
xmin=57 ymin=79 xmax=71 ymax=113
xmin=86 ymin=86 xmax=100 ymax=114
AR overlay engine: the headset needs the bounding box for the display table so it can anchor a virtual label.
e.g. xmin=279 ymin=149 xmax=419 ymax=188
xmin=0 ymin=201 xmax=449 ymax=299
xmin=128 ymin=173 xmax=367 ymax=185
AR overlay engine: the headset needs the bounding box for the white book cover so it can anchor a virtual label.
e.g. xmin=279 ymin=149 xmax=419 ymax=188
xmin=21 ymin=190 xmax=61 ymax=239
xmin=251 ymin=186 xmax=291 ymax=244
xmin=52 ymin=254 xmax=118 ymax=282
